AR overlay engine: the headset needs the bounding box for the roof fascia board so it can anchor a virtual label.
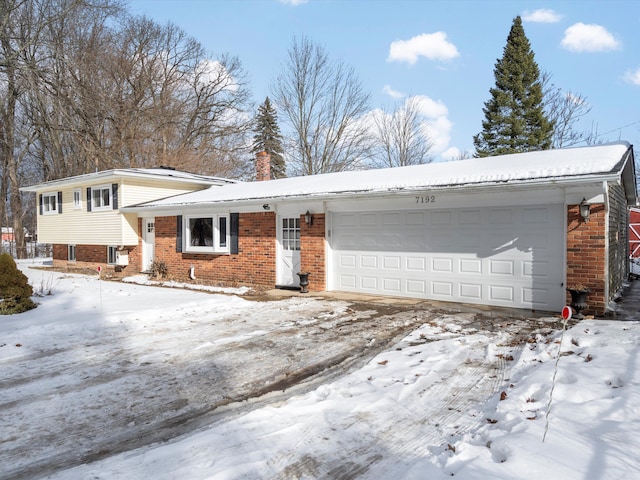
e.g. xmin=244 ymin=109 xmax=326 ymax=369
xmin=122 ymin=173 xmax=619 ymax=214
xmin=20 ymin=169 xmax=233 ymax=192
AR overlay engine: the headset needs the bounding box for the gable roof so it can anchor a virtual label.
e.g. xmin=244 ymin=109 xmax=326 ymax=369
xmin=20 ymin=167 xmax=236 ymax=192
xmin=125 ymin=142 xmax=637 ymax=212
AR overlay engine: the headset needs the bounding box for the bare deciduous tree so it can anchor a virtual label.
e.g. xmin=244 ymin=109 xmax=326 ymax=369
xmin=2 ymin=0 xmax=252 ymax=257
xmin=273 ymin=36 xmax=372 ymax=175
xmin=372 ymin=96 xmax=435 ymax=168
xmin=541 ymin=72 xmax=593 ymax=148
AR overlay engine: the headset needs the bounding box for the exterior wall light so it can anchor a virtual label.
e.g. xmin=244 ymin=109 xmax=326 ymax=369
xmin=263 ymin=204 xmax=270 ymax=210
xmin=580 ymin=198 xmax=590 ymax=223
xmin=304 ymin=210 xmax=313 ymax=225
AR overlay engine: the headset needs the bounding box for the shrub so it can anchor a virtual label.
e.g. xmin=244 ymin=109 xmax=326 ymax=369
xmin=150 ymin=260 xmax=169 ymax=279
xmin=0 ymin=253 xmax=37 ymax=314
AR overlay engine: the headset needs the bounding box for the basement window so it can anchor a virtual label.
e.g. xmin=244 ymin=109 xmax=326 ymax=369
xmin=184 ymin=214 xmax=230 ymax=254
xmin=107 ymin=246 xmax=117 ymax=265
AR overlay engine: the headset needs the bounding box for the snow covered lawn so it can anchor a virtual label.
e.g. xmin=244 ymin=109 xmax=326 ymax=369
xmin=2 ymin=259 xmax=639 ymax=479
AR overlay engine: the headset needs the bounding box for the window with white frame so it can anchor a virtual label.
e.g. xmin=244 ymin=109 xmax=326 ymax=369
xmin=68 ymin=245 xmax=76 ymax=262
xmin=92 ymin=185 xmax=112 ymax=211
xmin=107 ymin=246 xmax=117 ymax=265
xmin=184 ymin=214 xmax=230 ymax=253
xmin=73 ymin=189 xmax=82 ymax=209
xmin=42 ymin=192 xmax=58 ymax=215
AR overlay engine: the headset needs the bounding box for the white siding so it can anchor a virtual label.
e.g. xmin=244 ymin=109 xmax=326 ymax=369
xmin=36 ymin=178 xmax=207 ymax=245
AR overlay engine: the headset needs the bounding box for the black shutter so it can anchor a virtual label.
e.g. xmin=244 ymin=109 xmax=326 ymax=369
xmin=86 ymin=187 xmax=92 ymax=212
xmin=39 ymin=194 xmax=43 ymax=215
xmin=57 ymin=191 xmax=63 ymax=214
xmin=230 ymin=213 xmax=239 ymax=254
xmin=176 ymin=215 xmax=183 ymax=253
xmin=112 ymin=183 xmax=118 ymax=209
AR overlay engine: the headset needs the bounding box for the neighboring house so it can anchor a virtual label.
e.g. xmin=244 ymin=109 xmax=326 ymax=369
xmin=630 ymin=207 xmax=640 ymax=258
xmin=629 ymin=207 xmax=640 ymax=276
xmin=20 ymin=168 xmax=235 ymax=272
xmin=23 ymin=143 xmax=637 ymax=316
xmin=1 ymin=227 xmax=14 ymax=242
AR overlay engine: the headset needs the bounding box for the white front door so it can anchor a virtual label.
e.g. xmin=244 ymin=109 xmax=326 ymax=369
xmin=278 ymin=216 xmax=301 ymax=287
xmin=142 ymin=218 xmax=155 ymax=272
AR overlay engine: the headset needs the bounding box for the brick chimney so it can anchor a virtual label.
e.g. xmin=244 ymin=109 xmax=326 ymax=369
xmin=256 ymin=151 xmax=271 ymax=181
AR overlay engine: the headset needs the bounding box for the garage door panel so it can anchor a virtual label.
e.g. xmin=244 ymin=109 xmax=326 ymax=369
xmin=460 ymin=258 xmax=483 ymax=274
xmin=360 ymin=276 xmax=378 ymax=289
xmin=383 ymin=256 xmax=401 ymax=269
xmin=490 ymin=259 xmax=515 ymax=276
xmin=331 ymin=204 xmax=564 ymax=311
xmin=490 ymin=285 xmax=514 ymax=302
xmin=361 ymin=255 xmax=377 ymax=268
xmin=460 ymin=283 xmax=483 ymax=299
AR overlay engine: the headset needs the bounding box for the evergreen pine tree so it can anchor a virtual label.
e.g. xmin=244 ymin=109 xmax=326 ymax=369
xmin=473 ymin=16 xmax=554 ymax=157
xmin=251 ymin=97 xmax=286 ymax=178
xmin=0 ymin=253 xmax=36 ymax=314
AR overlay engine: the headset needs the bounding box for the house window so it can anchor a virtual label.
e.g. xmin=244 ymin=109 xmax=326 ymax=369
xmin=92 ymin=185 xmax=112 ymax=211
xmin=68 ymin=245 xmax=76 ymax=262
xmin=73 ymin=189 xmax=82 ymax=209
xmin=107 ymin=246 xmax=117 ymax=265
xmin=282 ymin=218 xmax=300 ymax=251
xmin=184 ymin=214 xmax=230 ymax=253
xmin=42 ymin=193 xmax=58 ymax=215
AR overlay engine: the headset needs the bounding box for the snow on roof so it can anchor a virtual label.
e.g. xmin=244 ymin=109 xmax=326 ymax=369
xmin=20 ymin=167 xmax=235 ymax=192
xmin=132 ymin=142 xmax=634 ymax=209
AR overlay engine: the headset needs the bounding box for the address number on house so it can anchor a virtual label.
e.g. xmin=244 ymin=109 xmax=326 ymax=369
xmin=416 ymin=195 xmax=436 ymax=204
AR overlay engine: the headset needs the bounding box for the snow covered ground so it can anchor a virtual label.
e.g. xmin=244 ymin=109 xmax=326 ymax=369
xmin=3 ymin=259 xmax=639 ymax=479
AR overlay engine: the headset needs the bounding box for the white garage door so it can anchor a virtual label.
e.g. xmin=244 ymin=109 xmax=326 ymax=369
xmin=331 ymin=204 xmax=565 ymax=311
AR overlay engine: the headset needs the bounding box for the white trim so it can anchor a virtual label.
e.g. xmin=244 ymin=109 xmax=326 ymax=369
xmin=107 ymin=245 xmax=117 ymax=265
xmin=91 ymin=184 xmax=112 ymax=212
xmin=73 ymin=189 xmax=82 ymax=209
xmin=42 ymin=192 xmax=58 ymax=215
xmin=183 ymin=214 xmax=230 ymax=254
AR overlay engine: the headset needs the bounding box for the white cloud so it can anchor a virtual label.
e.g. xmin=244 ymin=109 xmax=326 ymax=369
xmin=382 ymin=85 xmax=405 ymax=99
xmin=624 ymin=67 xmax=640 ymax=85
xmin=522 ymin=9 xmax=562 ymax=23
xmin=411 ymin=95 xmax=452 ymax=155
xmin=279 ymin=0 xmax=308 ymax=5
xmin=387 ymin=32 xmax=459 ymax=65
xmin=440 ymin=146 xmax=461 ymax=161
xmin=561 ymin=23 xmax=621 ymax=52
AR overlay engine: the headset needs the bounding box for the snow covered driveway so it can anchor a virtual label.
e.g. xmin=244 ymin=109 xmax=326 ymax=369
xmin=4 ymin=262 xmax=561 ymax=479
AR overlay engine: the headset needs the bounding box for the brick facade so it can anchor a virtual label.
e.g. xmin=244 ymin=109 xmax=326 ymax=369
xmin=51 ymin=202 xmax=625 ymax=314
xmin=52 ymin=243 xmax=138 ymax=276
xmin=151 ymin=213 xmax=278 ymax=286
xmin=566 ymin=203 xmax=607 ymax=315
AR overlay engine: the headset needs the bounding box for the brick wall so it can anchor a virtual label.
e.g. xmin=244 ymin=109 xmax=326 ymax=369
xmin=51 ymin=243 xmax=138 ymax=276
xmin=300 ymin=213 xmax=326 ymax=291
xmin=153 ymin=213 xmax=277 ymax=286
xmin=566 ymin=203 xmax=606 ymax=315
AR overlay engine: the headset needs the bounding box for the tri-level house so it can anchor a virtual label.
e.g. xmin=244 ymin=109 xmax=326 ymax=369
xmin=23 ymin=142 xmax=638 ymax=316
xmin=21 ymin=168 xmax=235 ymax=273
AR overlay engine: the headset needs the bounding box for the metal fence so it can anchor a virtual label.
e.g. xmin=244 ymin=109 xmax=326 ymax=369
xmin=1 ymin=242 xmax=52 ymax=259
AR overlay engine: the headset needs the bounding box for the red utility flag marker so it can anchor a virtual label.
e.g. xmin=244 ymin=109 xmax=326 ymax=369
xmin=97 ymin=266 xmax=102 ymax=273
xmin=561 ymin=305 xmax=572 ymax=321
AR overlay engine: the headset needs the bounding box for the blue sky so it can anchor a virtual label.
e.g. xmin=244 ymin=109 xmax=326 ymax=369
xmin=128 ymin=0 xmax=640 ymax=161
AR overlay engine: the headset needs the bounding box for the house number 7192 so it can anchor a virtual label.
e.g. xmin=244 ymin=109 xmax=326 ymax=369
xmin=416 ymin=195 xmax=436 ymax=204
